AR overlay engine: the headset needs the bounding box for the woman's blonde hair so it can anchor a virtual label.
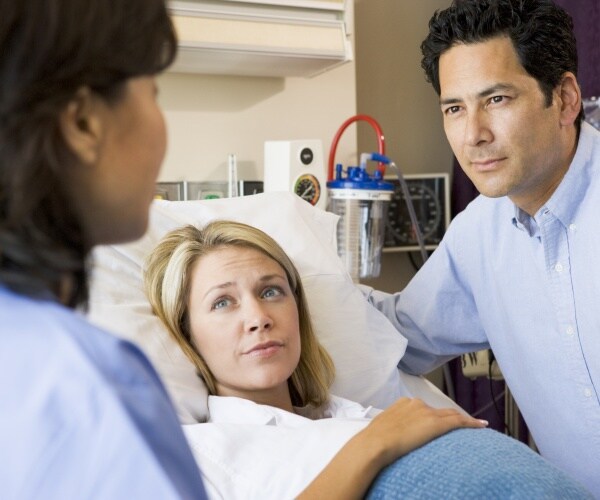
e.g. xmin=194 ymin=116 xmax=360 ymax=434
xmin=144 ymin=220 xmax=335 ymax=407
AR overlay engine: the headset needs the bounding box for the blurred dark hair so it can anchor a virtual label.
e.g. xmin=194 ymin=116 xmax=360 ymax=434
xmin=0 ymin=0 xmax=177 ymax=308
xmin=420 ymin=0 xmax=583 ymax=128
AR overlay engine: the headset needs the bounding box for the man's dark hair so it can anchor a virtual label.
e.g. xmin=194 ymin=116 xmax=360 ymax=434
xmin=0 ymin=0 xmax=177 ymax=308
xmin=421 ymin=0 xmax=583 ymax=126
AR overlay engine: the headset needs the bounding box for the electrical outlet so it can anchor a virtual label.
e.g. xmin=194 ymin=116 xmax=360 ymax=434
xmin=461 ymin=349 xmax=503 ymax=380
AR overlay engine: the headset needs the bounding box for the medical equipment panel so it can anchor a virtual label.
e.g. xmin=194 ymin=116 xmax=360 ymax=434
xmin=383 ymin=173 xmax=450 ymax=252
xmin=263 ymin=139 xmax=327 ymax=208
xmin=155 ymin=181 xmax=186 ymax=201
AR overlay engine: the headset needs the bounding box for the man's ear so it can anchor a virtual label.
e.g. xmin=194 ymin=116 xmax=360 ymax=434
xmin=557 ymin=72 xmax=582 ymax=127
xmin=59 ymin=86 xmax=104 ymax=165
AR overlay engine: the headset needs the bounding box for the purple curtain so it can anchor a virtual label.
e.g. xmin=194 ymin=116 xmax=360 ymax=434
xmin=448 ymin=0 xmax=599 ymax=434
xmin=555 ymin=0 xmax=600 ymax=98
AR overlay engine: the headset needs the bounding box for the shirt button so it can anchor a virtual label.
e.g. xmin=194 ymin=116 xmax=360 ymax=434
xmin=566 ymin=326 xmax=575 ymax=336
xmin=555 ymin=262 xmax=563 ymax=273
xmin=569 ymin=223 xmax=577 ymax=232
xmin=584 ymin=388 xmax=593 ymax=398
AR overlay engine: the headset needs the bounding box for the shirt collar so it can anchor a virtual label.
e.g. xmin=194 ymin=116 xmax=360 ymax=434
xmin=207 ymin=394 xmax=371 ymax=426
xmin=511 ymin=122 xmax=598 ymax=234
xmin=512 ymin=205 xmax=539 ymax=237
xmin=208 ymin=395 xmax=314 ymax=426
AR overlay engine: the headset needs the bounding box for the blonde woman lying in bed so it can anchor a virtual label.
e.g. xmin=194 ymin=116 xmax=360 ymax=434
xmin=144 ymin=221 xmax=592 ymax=499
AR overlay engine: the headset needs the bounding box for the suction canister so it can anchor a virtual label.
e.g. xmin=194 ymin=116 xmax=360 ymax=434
xmin=327 ymin=164 xmax=394 ymax=281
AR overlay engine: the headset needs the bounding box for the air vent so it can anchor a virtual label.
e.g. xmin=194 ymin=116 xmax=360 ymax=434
xmin=168 ymin=0 xmax=352 ymax=77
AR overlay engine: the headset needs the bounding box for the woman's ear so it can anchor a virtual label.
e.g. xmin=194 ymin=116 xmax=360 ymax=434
xmin=59 ymin=86 xmax=104 ymax=165
xmin=557 ymin=72 xmax=582 ymax=127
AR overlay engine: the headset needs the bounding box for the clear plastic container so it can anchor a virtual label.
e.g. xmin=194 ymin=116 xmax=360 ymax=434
xmin=328 ymin=189 xmax=392 ymax=281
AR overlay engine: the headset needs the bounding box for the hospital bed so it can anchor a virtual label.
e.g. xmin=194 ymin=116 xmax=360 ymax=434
xmin=87 ymin=192 xmax=583 ymax=499
xmin=89 ymin=192 xmax=457 ymax=420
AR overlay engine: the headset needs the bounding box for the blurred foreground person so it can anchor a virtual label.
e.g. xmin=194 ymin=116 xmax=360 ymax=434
xmin=0 ymin=1 xmax=207 ymax=498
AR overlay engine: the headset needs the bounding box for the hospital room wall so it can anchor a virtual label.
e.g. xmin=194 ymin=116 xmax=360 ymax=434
xmin=156 ymin=58 xmax=358 ymax=186
xmin=355 ymin=0 xmax=455 ymax=293
xmin=155 ymin=0 xmax=452 ymax=293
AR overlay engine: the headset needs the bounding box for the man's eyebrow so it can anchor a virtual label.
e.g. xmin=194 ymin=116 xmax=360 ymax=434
xmin=440 ymin=83 xmax=517 ymax=106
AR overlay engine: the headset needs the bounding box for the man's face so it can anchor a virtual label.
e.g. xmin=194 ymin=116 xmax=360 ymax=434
xmin=439 ymin=36 xmax=572 ymax=215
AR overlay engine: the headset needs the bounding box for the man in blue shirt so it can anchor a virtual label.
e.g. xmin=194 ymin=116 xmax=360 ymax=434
xmin=0 ymin=1 xmax=207 ymax=498
xmin=363 ymin=0 xmax=599 ymax=494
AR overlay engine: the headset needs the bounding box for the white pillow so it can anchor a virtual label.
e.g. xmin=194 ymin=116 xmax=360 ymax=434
xmin=88 ymin=192 xmax=411 ymax=423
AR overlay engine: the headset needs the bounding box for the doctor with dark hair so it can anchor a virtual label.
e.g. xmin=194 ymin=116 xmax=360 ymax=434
xmin=0 ymin=1 xmax=207 ymax=498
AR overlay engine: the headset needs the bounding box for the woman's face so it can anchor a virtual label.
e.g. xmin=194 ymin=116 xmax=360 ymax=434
xmin=187 ymin=246 xmax=301 ymax=405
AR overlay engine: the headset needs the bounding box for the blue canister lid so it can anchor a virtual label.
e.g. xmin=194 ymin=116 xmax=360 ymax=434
xmin=327 ymin=164 xmax=395 ymax=191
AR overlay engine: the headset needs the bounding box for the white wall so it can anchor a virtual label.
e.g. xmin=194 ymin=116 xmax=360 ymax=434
xmin=156 ymin=61 xmax=358 ymax=184
xmin=355 ymin=0 xmax=455 ymax=292
xmin=355 ymin=0 xmax=453 ymax=177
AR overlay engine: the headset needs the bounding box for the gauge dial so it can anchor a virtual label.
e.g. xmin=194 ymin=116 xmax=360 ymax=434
xmin=293 ymin=173 xmax=321 ymax=206
xmin=384 ymin=175 xmax=449 ymax=250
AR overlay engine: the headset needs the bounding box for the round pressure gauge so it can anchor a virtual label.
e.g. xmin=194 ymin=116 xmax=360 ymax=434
xmin=293 ymin=173 xmax=321 ymax=205
xmin=384 ymin=175 xmax=449 ymax=250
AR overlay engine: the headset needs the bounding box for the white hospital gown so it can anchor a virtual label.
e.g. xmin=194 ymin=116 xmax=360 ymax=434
xmin=182 ymin=395 xmax=379 ymax=499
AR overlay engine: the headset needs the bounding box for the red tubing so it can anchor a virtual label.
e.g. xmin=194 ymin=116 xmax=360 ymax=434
xmin=327 ymin=114 xmax=386 ymax=181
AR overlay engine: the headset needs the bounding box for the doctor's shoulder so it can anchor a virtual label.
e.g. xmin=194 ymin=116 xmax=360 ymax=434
xmin=0 ymin=288 xmax=196 ymax=499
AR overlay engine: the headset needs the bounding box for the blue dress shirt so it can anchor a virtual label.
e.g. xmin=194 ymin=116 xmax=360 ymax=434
xmin=362 ymin=122 xmax=600 ymax=495
xmin=0 ymin=286 xmax=207 ymax=499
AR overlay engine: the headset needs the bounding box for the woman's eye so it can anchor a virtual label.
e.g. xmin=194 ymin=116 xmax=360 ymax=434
xmin=262 ymin=286 xmax=283 ymax=299
xmin=212 ymin=297 xmax=231 ymax=310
